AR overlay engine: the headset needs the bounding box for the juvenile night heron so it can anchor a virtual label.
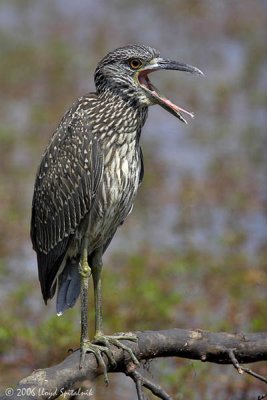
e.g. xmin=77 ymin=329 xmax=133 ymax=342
xmin=31 ymin=44 xmax=202 ymax=375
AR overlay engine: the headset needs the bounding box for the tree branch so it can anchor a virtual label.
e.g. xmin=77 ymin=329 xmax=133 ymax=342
xmin=1 ymin=328 xmax=267 ymax=400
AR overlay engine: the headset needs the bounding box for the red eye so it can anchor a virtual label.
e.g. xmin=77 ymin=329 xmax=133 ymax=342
xmin=129 ymin=59 xmax=142 ymax=70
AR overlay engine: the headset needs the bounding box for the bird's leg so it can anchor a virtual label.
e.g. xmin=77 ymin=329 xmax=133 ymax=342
xmin=79 ymin=243 xmax=91 ymax=367
xmin=79 ymin=247 xmax=117 ymax=381
xmin=91 ymin=249 xmax=139 ymax=367
xmin=79 ymin=247 xmax=139 ymax=381
xmin=92 ymin=249 xmax=103 ymax=337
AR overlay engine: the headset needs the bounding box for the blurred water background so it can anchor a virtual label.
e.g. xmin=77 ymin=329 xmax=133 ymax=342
xmin=0 ymin=1 xmax=266 ymax=399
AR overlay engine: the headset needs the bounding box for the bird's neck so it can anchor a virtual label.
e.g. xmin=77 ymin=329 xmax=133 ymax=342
xmin=96 ymin=90 xmax=148 ymax=141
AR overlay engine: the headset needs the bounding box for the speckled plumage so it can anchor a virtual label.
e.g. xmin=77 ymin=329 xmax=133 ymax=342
xmin=31 ymin=46 xmax=155 ymax=309
xmin=31 ymin=44 xmax=202 ymax=316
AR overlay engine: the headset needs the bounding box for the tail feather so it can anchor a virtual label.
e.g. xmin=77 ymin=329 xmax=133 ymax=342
xmin=56 ymin=258 xmax=81 ymax=315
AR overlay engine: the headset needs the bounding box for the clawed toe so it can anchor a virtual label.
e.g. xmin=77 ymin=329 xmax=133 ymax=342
xmin=93 ymin=333 xmax=139 ymax=366
xmin=80 ymin=340 xmax=112 ymax=384
xmin=79 ymin=333 xmax=139 ymax=384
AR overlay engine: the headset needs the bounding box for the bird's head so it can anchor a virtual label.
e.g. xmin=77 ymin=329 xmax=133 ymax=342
xmin=94 ymin=44 xmax=203 ymax=123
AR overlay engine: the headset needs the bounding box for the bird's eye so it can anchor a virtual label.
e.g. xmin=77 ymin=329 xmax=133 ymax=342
xmin=129 ymin=59 xmax=143 ymax=70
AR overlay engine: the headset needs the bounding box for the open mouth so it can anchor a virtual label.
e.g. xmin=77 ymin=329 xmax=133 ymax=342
xmin=138 ymin=70 xmax=196 ymax=124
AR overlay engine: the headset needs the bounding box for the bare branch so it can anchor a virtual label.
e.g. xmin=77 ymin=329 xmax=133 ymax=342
xmin=228 ymin=347 xmax=267 ymax=385
xmin=126 ymin=362 xmax=172 ymax=400
xmin=1 ymin=328 xmax=267 ymax=400
xmin=228 ymin=348 xmax=244 ymax=374
xmin=126 ymin=365 xmax=146 ymax=400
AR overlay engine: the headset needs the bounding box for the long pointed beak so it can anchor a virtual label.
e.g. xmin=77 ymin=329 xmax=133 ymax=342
xmin=153 ymin=58 xmax=204 ymax=76
xmin=138 ymin=58 xmax=203 ymax=123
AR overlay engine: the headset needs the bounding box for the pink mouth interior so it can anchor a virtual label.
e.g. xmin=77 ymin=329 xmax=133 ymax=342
xmin=138 ymin=72 xmax=194 ymax=124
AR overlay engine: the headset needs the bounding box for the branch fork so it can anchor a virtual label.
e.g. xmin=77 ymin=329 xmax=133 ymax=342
xmin=2 ymin=328 xmax=267 ymax=400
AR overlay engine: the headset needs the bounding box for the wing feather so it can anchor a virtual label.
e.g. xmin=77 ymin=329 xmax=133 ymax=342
xmin=31 ymin=99 xmax=104 ymax=301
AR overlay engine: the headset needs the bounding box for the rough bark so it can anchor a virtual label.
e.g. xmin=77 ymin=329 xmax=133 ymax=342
xmin=1 ymin=328 xmax=267 ymax=400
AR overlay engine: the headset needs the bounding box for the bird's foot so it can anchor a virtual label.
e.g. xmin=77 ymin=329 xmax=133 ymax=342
xmin=93 ymin=332 xmax=139 ymax=365
xmin=79 ymin=333 xmax=139 ymax=384
xmin=79 ymin=339 xmax=116 ymax=384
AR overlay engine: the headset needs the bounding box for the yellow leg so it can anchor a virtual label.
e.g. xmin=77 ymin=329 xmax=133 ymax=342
xmin=79 ymin=245 xmax=91 ymax=367
xmin=79 ymin=247 xmax=139 ymax=383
